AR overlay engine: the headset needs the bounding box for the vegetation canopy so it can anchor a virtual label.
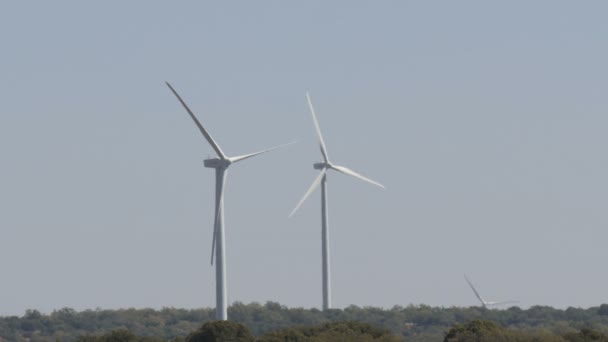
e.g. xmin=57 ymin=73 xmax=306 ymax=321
xmin=3 ymin=302 xmax=608 ymax=341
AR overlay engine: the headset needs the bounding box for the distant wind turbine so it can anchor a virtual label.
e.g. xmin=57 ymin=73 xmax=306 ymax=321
xmin=289 ymin=92 xmax=385 ymax=310
xmin=464 ymin=274 xmax=518 ymax=308
xmin=166 ymin=82 xmax=293 ymax=320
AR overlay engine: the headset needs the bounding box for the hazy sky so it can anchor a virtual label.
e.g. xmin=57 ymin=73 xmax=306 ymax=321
xmin=1 ymin=1 xmax=608 ymax=316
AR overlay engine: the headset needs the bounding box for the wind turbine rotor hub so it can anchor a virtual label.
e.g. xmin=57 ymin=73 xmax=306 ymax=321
xmin=204 ymin=158 xmax=231 ymax=169
xmin=313 ymin=162 xmax=329 ymax=170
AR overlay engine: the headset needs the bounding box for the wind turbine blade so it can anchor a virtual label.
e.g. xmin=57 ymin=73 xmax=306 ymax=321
xmin=228 ymin=141 xmax=296 ymax=164
xmin=306 ymin=92 xmax=330 ymax=163
xmin=166 ymin=82 xmax=226 ymax=159
xmin=464 ymin=275 xmax=486 ymax=306
xmin=210 ymin=214 xmax=218 ymax=265
xmin=211 ymin=171 xmax=227 ymax=265
xmin=289 ymin=169 xmax=327 ymax=217
xmin=330 ymin=165 xmax=385 ymax=189
xmin=488 ymin=300 xmax=519 ymax=307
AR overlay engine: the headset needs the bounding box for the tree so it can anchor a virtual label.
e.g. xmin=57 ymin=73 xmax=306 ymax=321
xmin=598 ymin=305 xmax=608 ymax=316
xmin=260 ymin=321 xmax=401 ymax=342
xmin=443 ymin=320 xmax=511 ymax=342
xmin=563 ymin=328 xmax=608 ymax=342
xmin=75 ymin=329 xmax=164 ymax=342
xmin=185 ymin=321 xmax=254 ymax=342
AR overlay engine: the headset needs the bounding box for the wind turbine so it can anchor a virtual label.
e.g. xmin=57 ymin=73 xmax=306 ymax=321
xmin=464 ymin=274 xmax=518 ymax=308
xmin=289 ymin=92 xmax=385 ymax=310
xmin=166 ymin=82 xmax=292 ymax=320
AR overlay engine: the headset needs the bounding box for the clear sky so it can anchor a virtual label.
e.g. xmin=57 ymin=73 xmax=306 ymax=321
xmin=1 ymin=1 xmax=608 ymax=316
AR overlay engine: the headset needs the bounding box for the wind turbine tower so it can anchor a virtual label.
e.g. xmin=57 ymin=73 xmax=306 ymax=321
xmin=290 ymin=93 xmax=385 ymax=310
xmin=166 ymin=82 xmax=292 ymax=320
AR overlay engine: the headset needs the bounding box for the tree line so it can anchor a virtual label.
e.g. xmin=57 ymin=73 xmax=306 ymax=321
xmin=71 ymin=320 xmax=608 ymax=342
xmin=3 ymin=302 xmax=608 ymax=341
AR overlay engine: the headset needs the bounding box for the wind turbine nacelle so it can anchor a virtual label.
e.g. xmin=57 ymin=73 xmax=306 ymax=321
xmin=313 ymin=162 xmax=328 ymax=170
xmin=204 ymin=158 xmax=230 ymax=169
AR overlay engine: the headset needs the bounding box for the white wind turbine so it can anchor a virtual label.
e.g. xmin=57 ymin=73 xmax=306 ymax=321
xmin=289 ymin=92 xmax=385 ymax=310
xmin=464 ymin=274 xmax=518 ymax=309
xmin=166 ymin=82 xmax=293 ymax=320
